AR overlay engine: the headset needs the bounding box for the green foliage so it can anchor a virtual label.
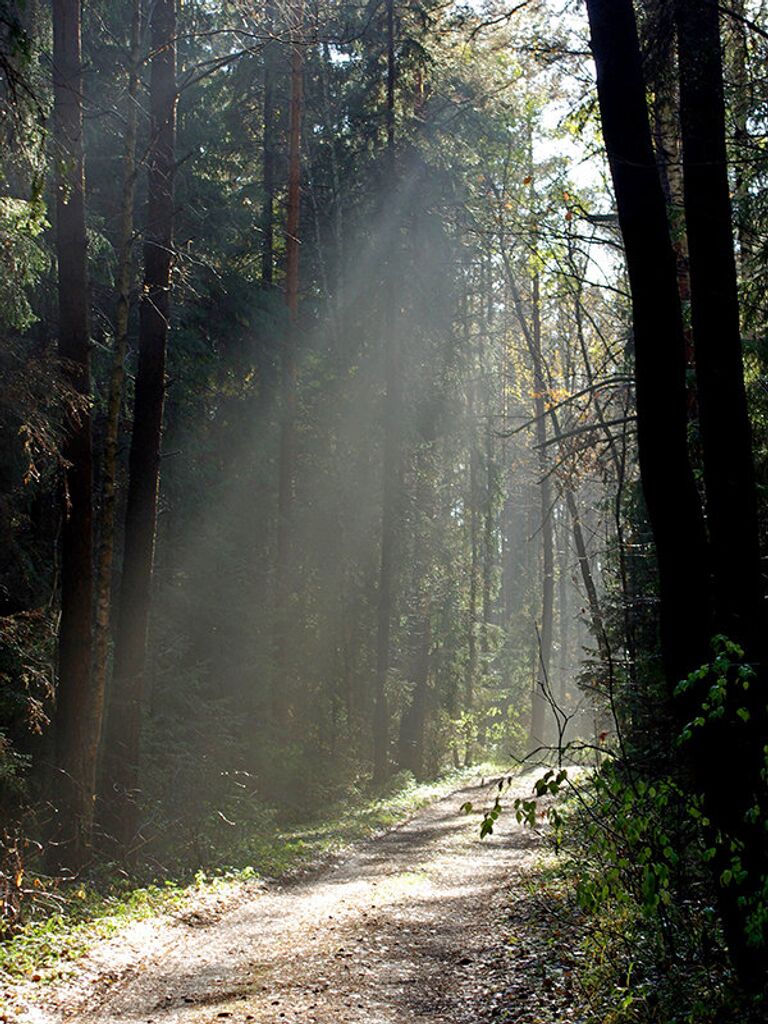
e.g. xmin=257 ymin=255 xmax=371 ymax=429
xmin=547 ymin=764 xmax=734 ymax=1023
xmin=462 ymin=767 xmax=568 ymax=838
xmin=571 ymin=767 xmax=685 ymax=919
xmin=675 ymin=635 xmax=756 ymax=741
xmin=0 ymin=197 xmax=46 ymax=333
xmin=546 ymin=632 xmax=768 ymax=1022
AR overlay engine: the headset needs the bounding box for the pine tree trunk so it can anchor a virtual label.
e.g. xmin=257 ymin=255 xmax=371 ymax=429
xmin=51 ymin=0 xmax=95 ymax=872
xmin=729 ymin=0 xmax=754 ymax=269
xmin=261 ymin=0 xmax=276 ymax=287
xmin=397 ymin=610 xmax=431 ymax=779
xmin=584 ymin=0 xmax=711 ymax=690
xmin=557 ymin=506 xmax=569 ymax=707
xmin=92 ymin=0 xmax=142 ymax=810
xmin=674 ymin=0 xmax=763 ymax=658
xmin=272 ymin=0 xmax=303 ymax=727
xmin=587 ymin=0 xmax=766 ymax=987
xmin=373 ymin=0 xmax=400 ymax=785
xmin=498 ymin=194 xmax=554 ymax=747
xmin=481 ymin=411 xmax=495 ymax=653
xmin=674 ymin=0 xmax=768 ymax=982
xmin=529 ymin=271 xmax=554 ymax=749
xmin=99 ymin=0 xmax=176 ymax=854
xmin=464 ymin=279 xmax=479 ymax=750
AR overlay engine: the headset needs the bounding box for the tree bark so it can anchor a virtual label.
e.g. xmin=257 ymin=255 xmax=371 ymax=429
xmin=587 ymin=0 xmax=766 ymax=986
xmin=728 ymin=0 xmax=754 ymax=269
xmin=481 ymin=401 xmax=495 ymax=653
xmin=464 ymin=278 xmax=479 ymax=745
xmin=261 ymin=0 xmax=276 ymax=287
xmin=51 ymin=0 xmax=95 ymax=871
xmin=584 ymin=0 xmax=711 ymax=694
xmin=92 ymin=0 xmax=142 ymax=814
xmin=397 ymin=606 xmax=431 ymax=779
xmin=272 ymin=0 xmax=303 ymax=727
xmin=529 ymin=270 xmax=554 ymax=749
xmin=99 ymin=0 xmax=176 ymax=854
xmin=564 ymin=487 xmax=607 ymax=665
xmin=674 ymin=0 xmax=764 ymax=657
xmin=557 ymin=503 xmax=569 ymax=707
xmin=373 ymin=0 xmax=400 ymax=785
xmin=674 ymin=0 xmax=768 ymax=981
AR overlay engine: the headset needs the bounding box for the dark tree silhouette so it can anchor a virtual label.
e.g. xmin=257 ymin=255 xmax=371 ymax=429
xmin=100 ymin=0 xmax=177 ymax=854
xmin=51 ymin=0 xmax=96 ymax=871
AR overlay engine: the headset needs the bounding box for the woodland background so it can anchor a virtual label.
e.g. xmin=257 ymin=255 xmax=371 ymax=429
xmin=3 ymin=0 xmax=768 ymax=1019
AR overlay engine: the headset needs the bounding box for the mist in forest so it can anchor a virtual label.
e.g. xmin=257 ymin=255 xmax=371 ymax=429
xmin=0 ymin=0 xmax=622 ymax=865
xmin=6 ymin=0 xmax=768 ymax=1014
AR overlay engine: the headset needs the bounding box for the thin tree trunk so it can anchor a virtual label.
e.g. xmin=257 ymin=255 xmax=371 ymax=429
xmin=397 ymin=608 xmax=431 ymax=779
xmin=464 ymin=278 xmax=479 ymax=740
xmin=651 ymin=45 xmax=691 ymax=306
xmin=557 ymin=505 xmax=569 ymax=708
xmin=272 ymin=0 xmax=303 ymax=725
xmin=481 ymin=407 xmax=495 ymax=652
xmin=494 ymin=185 xmax=554 ymax=747
xmin=99 ymin=0 xmax=176 ymax=854
xmin=51 ymin=0 xmax=95 ymax=871
xmin=92 ymin=0 xmax=142 ymax=798
xmin=564 ymin=486 xmax=609 ymax=665
xmin=261 ymin=0 xmax=276 ymax=287
xmin=480 ymin=257 xmax=495 ymax=656
xmin=566 ymin=243 xmax=637 ymax=692
xmin=729 ymin=0 xmax=754 ymax=269
xmin=373 ymin=0 xmax=399 ymax=785
xmin=319 ymin=41 xmax=345 ymax=344
xmin=529 ymin=270 xmax=554 ymax=748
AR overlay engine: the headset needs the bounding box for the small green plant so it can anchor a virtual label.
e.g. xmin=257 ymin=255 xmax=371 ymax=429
xmin=461 ymin=767 xmax=568 ymax=838
xmin=675 ymin=634 xmax=756 ymax=742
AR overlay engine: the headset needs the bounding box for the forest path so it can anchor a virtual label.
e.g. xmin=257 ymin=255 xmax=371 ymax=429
xmin=13 ymin=774 xmax=547 ymax=1024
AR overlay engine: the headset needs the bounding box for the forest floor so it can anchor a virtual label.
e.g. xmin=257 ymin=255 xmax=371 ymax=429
xmin=3 ymin=773 xmax=582 ymax=1024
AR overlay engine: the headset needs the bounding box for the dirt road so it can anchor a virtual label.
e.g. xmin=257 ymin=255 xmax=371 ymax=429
xmin=11 ymin=775 xmax=550 ymax=1024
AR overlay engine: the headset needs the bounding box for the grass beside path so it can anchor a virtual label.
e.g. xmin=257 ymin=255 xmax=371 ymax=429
xmin=0 ymin=763 xmax=505 ymax=988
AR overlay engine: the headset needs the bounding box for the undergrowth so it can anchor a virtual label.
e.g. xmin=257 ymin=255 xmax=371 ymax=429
xmin=480 ymin=637 xmax=768 ymax=1024
xmin=496 ymin=759 xmax=766 ymax=1024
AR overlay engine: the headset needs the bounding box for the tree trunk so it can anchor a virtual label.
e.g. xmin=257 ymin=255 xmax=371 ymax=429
xmin=529 ymin=270 xmax=554 ymax=749
xmin=584 ymin=0 xmax=711 ymax=692
xmin=319 ymin=41 xmax=345 ymax=345
xmin=397 ymin=610 xmax=431 ymax=779
xmin=92 ymin=0 xmax=142 ymax=812
xmin=586 ymin=0 xmax=765 ymax=987
xmin=99 ymin=0 xmax=176 ymax=855
xmin=729 ymin=0 xmax=754 ymax=270
xmin=496 ymin=194 xmax=554 ymax=748
xmin=51 ymin=0 xmax=95 ymax=872
xmin=480 ymin=257 xmax=495 ymax=657
xmin=674 ymin=0 xmax=768 ymax=981
xmin=272 ymin=0 xmax=303 ymax=726
xmin=481 ymin=408 xmax=495 ymax=653
xmin=557 ymin=504 xmax=569 ymax=707
xmin=674 ymin=0 xmax=764 ymax=658
xmin=373 ymin=0 xmax=399 ymax=785
xmin=464 ymin=278 xmax=479 ymax=754
xmin=261 ymin=0 xmax=276 ymax=287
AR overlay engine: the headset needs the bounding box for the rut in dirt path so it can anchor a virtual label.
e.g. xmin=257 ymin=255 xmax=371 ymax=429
xmin=15 ymin=775 xmax=546 ymax=1024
